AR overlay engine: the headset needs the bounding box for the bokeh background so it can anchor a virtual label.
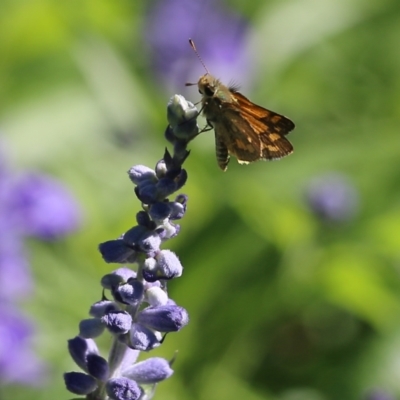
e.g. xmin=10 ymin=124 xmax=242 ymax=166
xmin=1 ymin=0 xmax=400 ymax=399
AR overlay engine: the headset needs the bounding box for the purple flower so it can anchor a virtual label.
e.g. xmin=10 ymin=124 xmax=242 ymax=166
xmin=66 ymin=97 xmax=195 ymax=399
xmin=0 ymin=303 xmax=46 ymax=385
xmin=129 ymin=323 xmax=162 ymax=351
xmin=364 ymin=389 xmax=395 ymax=400
xmin=123 ymin=357 xmax=173 ymax=384
xmin=101 ymin=311 xmax=133 ymax=335
xmin=137 ymin=305 xmax=189 ymax=332
xmin=305 ymin=173 xmax=359 ymax=223
xmin=0 ymin=227 xmax=32 ymax=300
xmin=64 ymin=372 xmax=97 ymax=395
xmin=142 ymin=250 xmax=183 ymax=282
xmin=106 ymin=378 xmax=143 ymax=400
xmin=0 ymin=148 xmax=81 ymax=242
xmin=144 ymin=0 xmax=251 ymax=92
xmin=65 ymin=335 xmax=173 ymax=398
xmin=11 ymin=172 xmax=82 ymax=239
xmin=0 ymin=164 xmax=82 ymax=299
xmin=0 ymin=142 xmax=82 ymax=385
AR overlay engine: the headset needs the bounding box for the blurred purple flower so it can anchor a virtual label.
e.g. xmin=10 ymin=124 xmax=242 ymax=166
xmin=0 ymin=227 xmax=31 ymax=300
xmin=0 ymin=144 xmax=82 ymax=385
xmin=305 ymin=173 xmax=359 ymax=223
xmin=144 ymin=0 xmax=252 ymax=92
xmin=364 ymin=389 xmax=395 ymax=400
xmin=0 ymin=303 xmax=46 ymax=385
xmin=0 ymin=166 xmax=82 ymax=299
xmin=11 ymin=172 xmax=82 ymax=239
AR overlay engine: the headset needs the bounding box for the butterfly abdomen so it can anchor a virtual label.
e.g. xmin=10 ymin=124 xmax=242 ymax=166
xmin=214 ymin=132 xmax=230 ymax=171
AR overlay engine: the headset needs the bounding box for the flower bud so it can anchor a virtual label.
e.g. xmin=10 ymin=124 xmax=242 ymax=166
xmin=128 ymin=165 xmax=157 ymax=185
xmin=106 ymin=377 xmax=142 ymax=400
xmin=101 ymin=311 xmax=132 ymax=335
xmin=129 ymin=323 xmax=162 ymax=351
xmin=64 ymin=372 xmax=97 ymax=395
xmin=79 ymin=318 xmax=105 ymax=338
xmin=138 ymin=305 xmax=189 ymax=332
xmin=123 ymin=357 xmax=173 ymax=384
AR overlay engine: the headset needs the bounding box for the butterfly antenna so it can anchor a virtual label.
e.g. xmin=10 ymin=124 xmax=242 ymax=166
xmin=189 ymin=39 xmax=209 ymax=74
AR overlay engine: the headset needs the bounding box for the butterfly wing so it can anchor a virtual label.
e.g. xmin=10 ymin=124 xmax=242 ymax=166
xmin=232 ymin=92 xmax=295 ymax=160
xmin=233 ymin=92 xmax=295 ymax=136
xmin=208 ymin=91 xmax=294 ymax=169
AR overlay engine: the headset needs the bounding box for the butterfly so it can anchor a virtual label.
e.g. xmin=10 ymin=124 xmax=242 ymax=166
xmin=187 ymin=40 xmax=295 ymax=171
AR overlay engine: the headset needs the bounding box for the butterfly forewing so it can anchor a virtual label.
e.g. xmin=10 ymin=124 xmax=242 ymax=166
xmin=233 ymin=92 xmax=295 ymax=135
xmin=207 ymin=91 xmax=294 ymax=169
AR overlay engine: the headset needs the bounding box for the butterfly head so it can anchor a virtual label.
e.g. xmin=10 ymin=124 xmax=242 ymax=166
xmin=198 ymin=74 xmax=218 ymax=99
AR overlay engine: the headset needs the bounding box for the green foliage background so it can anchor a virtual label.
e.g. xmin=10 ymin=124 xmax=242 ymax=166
xmin=1 ymin=0 xmax=400 ymax=399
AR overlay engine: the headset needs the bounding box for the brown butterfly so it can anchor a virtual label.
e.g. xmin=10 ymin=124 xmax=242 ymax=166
xmin=186 ymin=39 xmax=295 ymax=171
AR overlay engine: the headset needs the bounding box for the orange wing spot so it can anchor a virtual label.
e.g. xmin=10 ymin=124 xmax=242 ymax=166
xmin=269 ymin=133 xmax=281 ymax=141
xmin=235 ymin=139 xmax=246 ymax=150
xmin=266 ymin=145 xmax=280 ymax=152
xmin=271 ymin=115 xmax=282 ymax=123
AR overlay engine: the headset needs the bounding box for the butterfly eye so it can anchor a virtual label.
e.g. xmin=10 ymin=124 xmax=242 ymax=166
xmin=204 ymin=86 xmax=214 ymax=97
